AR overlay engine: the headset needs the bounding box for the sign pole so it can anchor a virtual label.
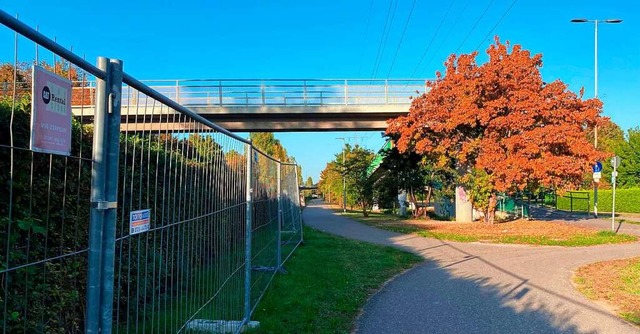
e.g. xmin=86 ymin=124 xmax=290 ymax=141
xmin=611 ymin=156 xmax=620 ymax=232
xmin=592 ymin=161 xmax=602 ymax=218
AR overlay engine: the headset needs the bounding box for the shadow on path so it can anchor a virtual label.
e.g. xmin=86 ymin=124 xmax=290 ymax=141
xmin=302 ymin=201 xmax=640 ymax=334
xmin=359 ymin=261 xmax=588 ymax=334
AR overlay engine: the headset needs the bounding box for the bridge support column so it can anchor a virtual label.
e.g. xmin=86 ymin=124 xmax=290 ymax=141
xmin=455 ymin=185 xmax=473 ymax=223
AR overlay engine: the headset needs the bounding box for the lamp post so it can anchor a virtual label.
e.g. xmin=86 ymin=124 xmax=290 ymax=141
xmin=336 ymin=137 xmax=347 ymax=212
xmin=571 ymin=17 xmax=622 ymax=218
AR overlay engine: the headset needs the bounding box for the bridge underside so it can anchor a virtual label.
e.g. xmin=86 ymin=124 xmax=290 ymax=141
xmin=73 ymin=104 xmax=410 ymax=132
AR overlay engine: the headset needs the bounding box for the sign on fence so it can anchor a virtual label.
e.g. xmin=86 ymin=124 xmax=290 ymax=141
xmin=130 ymin=209 xmax=151 ymax=235
xmin=30 ymin=65 xmax=72 ymax=155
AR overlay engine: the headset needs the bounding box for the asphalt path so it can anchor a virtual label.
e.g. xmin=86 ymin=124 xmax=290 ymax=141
xmin=302 ymin=201 xmax=640 ymax=334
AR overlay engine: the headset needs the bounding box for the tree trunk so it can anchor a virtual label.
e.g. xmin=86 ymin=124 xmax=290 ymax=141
xmin=424 ymin=186 xmax=433 ymax=219
xmin=483 ymin=193 xmax=498 ymax=224
xmin=362 ymin=201 xmax=369 ymax=217
xmin=408 ymin=188 xmax=419 ymax=218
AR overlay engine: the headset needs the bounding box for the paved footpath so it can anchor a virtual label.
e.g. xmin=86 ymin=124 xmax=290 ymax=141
xmin=303 ymin=201 xmax=640 ymax=334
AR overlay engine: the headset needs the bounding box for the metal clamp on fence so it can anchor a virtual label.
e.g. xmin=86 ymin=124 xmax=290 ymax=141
xmin=90 ymin=200 xmax=118 ymax=210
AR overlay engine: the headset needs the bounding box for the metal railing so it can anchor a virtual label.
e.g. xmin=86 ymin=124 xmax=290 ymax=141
xmin=66 ymin=78 xmax=428 ymax=108
xmin=554 ymin=191 xmax=591 ymax=214
xmin=0 ymin=11 xmax=302 ymax=334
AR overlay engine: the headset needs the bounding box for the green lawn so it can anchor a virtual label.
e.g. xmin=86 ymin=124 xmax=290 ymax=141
xmin=251 ymin=227 xmax=422 ymax=334
xmin=621 ymin=259 xmax=640 ymax=325
xmin=411 ymin=225 xmax=636 ymax=246
xmin=574 ymin=257 xmax=640 ymax=326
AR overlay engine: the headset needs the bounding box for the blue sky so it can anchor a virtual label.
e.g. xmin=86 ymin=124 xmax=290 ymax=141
xmin=1 ymin=0 xmax=638 ymax=182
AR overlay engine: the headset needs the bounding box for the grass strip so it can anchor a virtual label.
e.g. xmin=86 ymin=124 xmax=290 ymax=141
xmin=340 ymin=211 xmax=637 ymax=247
xmin=574 ymin=257 xmax=640 ymax=326
xmin=251 ymin=226 xmax=422 ymax=334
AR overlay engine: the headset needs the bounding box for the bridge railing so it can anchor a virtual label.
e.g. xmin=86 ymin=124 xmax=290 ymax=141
xmin=68 ymin=79 xmax=428 ymax=108
xmin=0 ymin=11 xmax=302 ymax=334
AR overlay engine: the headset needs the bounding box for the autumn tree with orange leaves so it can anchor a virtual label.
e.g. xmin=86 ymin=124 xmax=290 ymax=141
xmin=387 ymin=38 xmax=604 ymax=224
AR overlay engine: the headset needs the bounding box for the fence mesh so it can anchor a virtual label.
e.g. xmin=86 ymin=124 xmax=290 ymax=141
xmin=1 ymin=13 xmax=303 ymax=333
xmin=0 ymin=28 xmax=95 ymax=333
xmin=280 ymin=164 xmax=303 ymax=263
xmin=113 ymin=93 xmax=252 ymax=332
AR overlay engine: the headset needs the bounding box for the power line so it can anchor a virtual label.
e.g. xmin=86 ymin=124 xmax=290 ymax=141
xmin=369 ymin=0 xmax=395 ymax=78
xmin=408 ymin=0 xmax=457 ymax=80
xmin=357 ymin=0 xmax=376 ymax=77
xmin=386 ymin=0 xmax=418 ymax=78
xmin=417 ymin=0 xmax=472 ymax=76
xmin=371 ymin=0 xmax=400 ymax=79
xmin=474 ymin=0 xmax=520 ymax=51
xmin=453 ymin=0 xmax=497 ymax=54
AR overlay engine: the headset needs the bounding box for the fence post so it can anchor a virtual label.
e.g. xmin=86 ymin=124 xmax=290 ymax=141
xmin=276 ymin=162 xmax=283 ymax=271
xmin=303 ymin=80 xmax=308 ymax=106
xmin=385 ymin=79 xmax=389 ymax=104
xmin=86 ymin=57 xmax=123 ymax=334
xmin=175 ymin=79 xmax=180 ymax=104
xmin=293 ymin=163 xmax=303 ymax=243
xmin=570 ymin=193 xmax=573 ymax=212
xmin=243 ymin=142 xmax=254 ymax=325
xmin=344 ymin=80 xmax=348 ymax=105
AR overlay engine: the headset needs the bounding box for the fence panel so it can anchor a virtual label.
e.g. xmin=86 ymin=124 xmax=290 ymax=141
xmin=0 ymin=25 xmax=96 ymax=333
xmin=248 ymin=151 xmax=279 ymax=313
xmin=112 ymin=87 xmax=252 ymax=332
xmin=280 ymin=163 xmax=303 ymax=263
xmin=1 ymin=12 xmax=303 ymax=333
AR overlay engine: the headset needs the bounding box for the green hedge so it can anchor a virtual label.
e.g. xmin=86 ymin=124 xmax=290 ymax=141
xmin=556 ymin=189 xmax=640 ymax=213
xmin=1 ymin=96 xmax=252 ymax=332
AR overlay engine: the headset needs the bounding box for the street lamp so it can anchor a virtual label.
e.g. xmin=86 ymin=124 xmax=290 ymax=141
xmin=336 ymin=137 xmax=347 ymax=212
xmin=571 ymin=17 xmax=622 ymax=218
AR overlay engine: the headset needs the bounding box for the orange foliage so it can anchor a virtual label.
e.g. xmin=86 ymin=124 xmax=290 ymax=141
xmin=1 ymin=60 xmax=93 ymax=105
xmin=387 ymin=38 xmax=605 ymax=193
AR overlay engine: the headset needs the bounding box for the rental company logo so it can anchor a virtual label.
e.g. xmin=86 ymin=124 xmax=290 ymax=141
xmin=41 ymin=81 xmax=68 ymax=116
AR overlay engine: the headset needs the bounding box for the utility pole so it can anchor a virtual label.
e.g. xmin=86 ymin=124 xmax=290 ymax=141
xmin=571 ymin=17 xmax=623 ymax=218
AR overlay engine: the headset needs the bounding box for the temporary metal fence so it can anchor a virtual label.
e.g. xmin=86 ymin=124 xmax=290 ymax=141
xmin=0 ymin=11 xmax=302 ymax=334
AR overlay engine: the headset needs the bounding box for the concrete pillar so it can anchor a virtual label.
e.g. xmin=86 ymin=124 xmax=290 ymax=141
xmin=455 ymin=185 xmax=473 ymax=222
xmin=398 ymin=190 xmax=407 ymax=216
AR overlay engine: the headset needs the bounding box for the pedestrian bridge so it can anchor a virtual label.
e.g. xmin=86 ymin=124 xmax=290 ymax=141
xmin=71 ymin=79 xmax=427 ymax=132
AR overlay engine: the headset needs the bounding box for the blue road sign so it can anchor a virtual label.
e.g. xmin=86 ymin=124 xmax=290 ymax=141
xmin=593 ymin=161 xmax=603 ymax=173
